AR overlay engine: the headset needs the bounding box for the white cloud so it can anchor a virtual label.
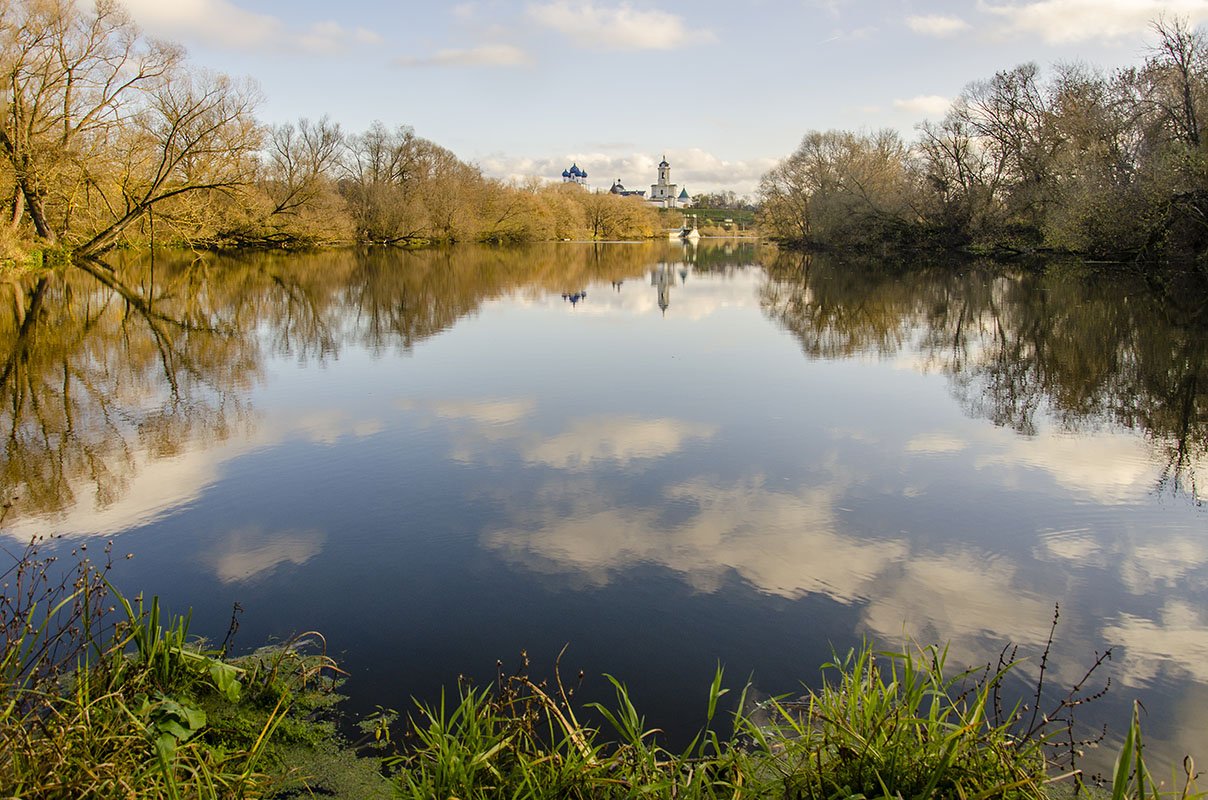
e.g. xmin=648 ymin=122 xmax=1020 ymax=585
xmin=668 ymin=148 xmax=779 ymax=192
xmin=812 ymin=0 xmax=850 ymax=16
xmin=298 ymin=21 xmax=384 ymax=54
xmin=526 ymin=2 xmax=716 ymax=50
xmin=396 ymin=44 xmax=534 ymax=67
xmin=118 ymin=0 xmax=382 ymax=53
xmin=906 ymin=14 xmax=971 ymax=36
xmin=119 ymin=0 xmax=278 ymax=48
xmin=893 ymin=94 xmax=953 ymax=117
xmin=979 ymin=0 xmax=1208 ymax=43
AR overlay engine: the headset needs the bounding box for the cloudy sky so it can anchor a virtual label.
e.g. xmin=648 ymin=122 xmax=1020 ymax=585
xmin=118 ymin=0 xmax=1208 ymax=194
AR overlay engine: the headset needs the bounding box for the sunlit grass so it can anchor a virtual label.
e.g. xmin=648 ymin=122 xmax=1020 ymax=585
xmin=387 ymin=639 xmax=1206 ymax=800
xmin=2 ymin=539 xmax=1201 ymax=799
xmin=0 ymin=538 xmax=381 ymax=799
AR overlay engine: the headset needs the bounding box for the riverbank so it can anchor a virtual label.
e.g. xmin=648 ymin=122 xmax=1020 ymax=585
xmin=1 ymin=541 xmax=1196 ymax=800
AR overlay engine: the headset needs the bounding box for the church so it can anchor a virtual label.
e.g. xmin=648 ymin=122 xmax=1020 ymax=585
xmin=604 ymin=156 xmax=693 ymax=209
xmin=645 ymin=156 xmax=691 ymax=209
xmin=560 ymin=163 xmax=588 ymax=185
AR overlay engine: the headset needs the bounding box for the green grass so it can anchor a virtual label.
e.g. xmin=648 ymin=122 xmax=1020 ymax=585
xmin=687 ymin=207 xmax=757 ymax=226
xmin=2 ymin=541 xmax=1202 ymax=799
xmin=0 ymin=538 xmax=388 ymax=799
xmin=385 ymin=642 xmax=1203 ymax=800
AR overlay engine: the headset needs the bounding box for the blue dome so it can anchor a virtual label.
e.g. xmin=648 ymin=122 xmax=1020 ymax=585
xmin=580 ymin=170 xmax=587 ymax=178
xmin=569 ymin=164 xmax=582 ymax=176
xmin=562 ymin=169 xmax=570 ymax=178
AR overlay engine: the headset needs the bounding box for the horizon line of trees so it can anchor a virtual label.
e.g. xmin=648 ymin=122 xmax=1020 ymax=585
xmin=0 ymin=0 xmax=662 ymax=260
xmin=757 ymin=16 xmax=1208 ymax=275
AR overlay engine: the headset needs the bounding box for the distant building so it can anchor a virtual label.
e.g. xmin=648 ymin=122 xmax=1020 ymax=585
xmin=561 ymin=163 xmax=588 ymax=186
xmin=609 ymin=178 xmax=646 ymax=198
xmin=648 ymin=156 xmax=691 ymax=209
xmin=565 ymin=156 xmax=692 ymax=207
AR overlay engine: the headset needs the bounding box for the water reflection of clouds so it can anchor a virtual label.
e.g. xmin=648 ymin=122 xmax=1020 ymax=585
xmin=976 ymin=431 xmax=1158 ymax=505
xmin=420 ymin=389 xmax=1208 ymax=698
xmin=522 ymin=417 xmax=718 ymax=470
xmin=1038 ymin=522 xmax=1208 ymax=596
xmin=294 ymin=410 xmax=385 ymax=444
xmin=860 ymin=551 xmax=1057 ymax=672
xmin=4 ymin=437 xmax=263 ymax=541
xmin=904 ymin=432 xmax=968 ymax=454
xmin=505 ymin=267 xmax=763 ymax=321
xmin=429 ymin=398 xmax=536 ymax=426
xmin=480 ymin=469 xmax=1112 ymax=697
xmin=2 ymin=407 xmax=386 ymax=541
xmin=484 ymin=477 xmax=905 ymax=601
xmin=465 ymin=404 xmax=1208 ymax=710
xmin=402 ymin=397 xmax=718 ymax=471
xmin=1103 ymin=601 xmax=1208 ymax=686
xmin=483 ymin=470 xmax=1063 ymax=664
xmin=207 ymin=526 xmax=325 ymax=583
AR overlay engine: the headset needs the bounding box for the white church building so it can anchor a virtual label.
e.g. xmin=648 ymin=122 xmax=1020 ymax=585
xmin=647 ymin=156 xmax=691 ymax=209
xmin=605 ymin=156 xmax=693 ymax=209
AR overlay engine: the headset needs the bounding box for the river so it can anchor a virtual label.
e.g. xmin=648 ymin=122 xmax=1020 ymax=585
xmin=1 ymin=240 xmax=1204 ymax=775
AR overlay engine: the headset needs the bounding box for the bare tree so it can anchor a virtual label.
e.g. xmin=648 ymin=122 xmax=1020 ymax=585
xmin=0 ymin=0 xmax=180 ymax=241
xmin=1145 ymin=15 xmax=1207 ymax=149
xmin=263 ymin=116 xmax=344 ymax=217
xmin=953 ymin=63 xmax=1064 ymax=230
xmin=74 ymin=69 xmax=261 ymax=256
xmin=758 ymin=130 xmax=913 ymax=244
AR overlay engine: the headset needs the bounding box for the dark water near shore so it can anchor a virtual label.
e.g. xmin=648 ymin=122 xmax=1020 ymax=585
xmin=2 ymin=241 xmax=1205 ymax=774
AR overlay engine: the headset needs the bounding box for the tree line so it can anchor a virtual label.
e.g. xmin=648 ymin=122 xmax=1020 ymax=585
xmin=758 ymin=17 xmax=1208 ymax=277
xmin=0 ymin=0 xmax=661 ymax=260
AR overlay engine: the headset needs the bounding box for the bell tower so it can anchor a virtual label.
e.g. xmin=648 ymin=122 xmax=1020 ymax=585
xmin=650 ymin=155 xmax=678 ymax=206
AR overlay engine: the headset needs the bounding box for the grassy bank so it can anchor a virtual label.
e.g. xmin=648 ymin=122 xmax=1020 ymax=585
xmin=2 ymin=540 xmax=1200 ymax=799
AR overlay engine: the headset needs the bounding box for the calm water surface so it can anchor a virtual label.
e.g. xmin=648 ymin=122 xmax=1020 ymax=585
xmin=2 ymin=241 xmax=1205 ymax=773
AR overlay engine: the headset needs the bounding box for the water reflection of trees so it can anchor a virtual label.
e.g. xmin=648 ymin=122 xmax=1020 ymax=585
xmin=0 ymin=261 xmax=256 ymax=521
xmin=760 ymin=253 xmax=1207 ymax=497
xmin=1 ymin=242 xmax=702 ymax=525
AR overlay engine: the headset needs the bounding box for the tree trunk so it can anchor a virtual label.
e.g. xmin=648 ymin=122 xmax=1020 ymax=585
xmin=10 ymin=183 xmax=24 ymax=230
xmin=75 ymin=205 xmax=146 ymax=257
xmin=17 ymin=173 xmax=57 ymax=244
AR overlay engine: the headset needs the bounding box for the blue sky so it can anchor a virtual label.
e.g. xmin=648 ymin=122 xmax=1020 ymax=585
xmin=119 ymin=0 xmax=1208 ymax=195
